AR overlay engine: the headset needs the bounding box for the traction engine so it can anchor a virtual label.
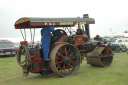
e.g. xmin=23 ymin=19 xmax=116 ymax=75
xmin=15 ymin=14 xmax=114 ymax=77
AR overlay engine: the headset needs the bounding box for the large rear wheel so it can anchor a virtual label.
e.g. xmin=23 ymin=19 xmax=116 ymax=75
xmin=50 ymin=44 xmax=80 ymax=77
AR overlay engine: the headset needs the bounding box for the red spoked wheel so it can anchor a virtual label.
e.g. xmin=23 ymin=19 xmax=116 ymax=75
xmin=50 ymin=44 xmax=80 ymax=77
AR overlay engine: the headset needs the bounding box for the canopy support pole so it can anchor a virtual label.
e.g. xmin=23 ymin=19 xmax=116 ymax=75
xmin=20 ymin=25 xmax=25 ymax=41
xmin=33 ymin=27 xmax=35 ymax=47
xmin=24 ymin=24 xmax=26 ymax=41
xmin=30 ymin=26 xmax=33 ymax=43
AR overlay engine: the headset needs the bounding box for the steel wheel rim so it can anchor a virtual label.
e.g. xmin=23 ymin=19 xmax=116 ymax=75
xmin=50 ymin=44 xmax=80 ymax=77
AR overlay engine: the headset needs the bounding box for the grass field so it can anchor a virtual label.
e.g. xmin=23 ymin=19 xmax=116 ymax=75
xmin=0 ymin=51 xmax=128 ymax=85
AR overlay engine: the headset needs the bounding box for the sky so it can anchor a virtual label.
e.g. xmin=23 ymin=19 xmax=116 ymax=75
xmin=0 ymin=0 xmax=128 ymax=41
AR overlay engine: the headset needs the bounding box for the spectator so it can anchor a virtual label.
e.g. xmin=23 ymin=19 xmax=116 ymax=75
xmin=35 ymin=44 xmax=39 ymax=49
xmin=17 ymin=47 xmax=19 ymax=54
xmin=15 ymin=47 xmax=17 ymax=54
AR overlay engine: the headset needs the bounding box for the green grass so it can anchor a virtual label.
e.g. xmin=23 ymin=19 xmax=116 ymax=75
xmin=0 ymin=51 xmax=128 ymax=85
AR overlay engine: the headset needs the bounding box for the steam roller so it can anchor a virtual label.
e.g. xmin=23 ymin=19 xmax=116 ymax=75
xmin=14 ymin=14 xmax=114 ymax=77
xmin=86 ymin=46 xmax=113 ymax=67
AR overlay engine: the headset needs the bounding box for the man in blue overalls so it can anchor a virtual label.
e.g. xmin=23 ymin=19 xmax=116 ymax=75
xmin=41 ymin=26 xmax=54 ymax=61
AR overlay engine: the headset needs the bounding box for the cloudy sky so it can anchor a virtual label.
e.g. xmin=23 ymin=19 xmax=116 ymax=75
xmin=0 ymin=0 xmax=128 ymax=40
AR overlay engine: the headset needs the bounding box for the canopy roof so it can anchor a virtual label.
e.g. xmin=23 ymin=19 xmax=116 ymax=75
xmin=14 ymin=17 xmax=95 ymax=29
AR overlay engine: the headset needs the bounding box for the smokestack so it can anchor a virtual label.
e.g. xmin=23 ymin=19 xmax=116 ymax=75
xmin=83 ymin=14 xmax=90 ymax=39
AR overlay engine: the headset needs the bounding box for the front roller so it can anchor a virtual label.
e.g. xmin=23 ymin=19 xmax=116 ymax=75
xmin=50 ymin=44 xmax=81 ymax=77
xmin=86 ymin=47 xmax=113 ymax=67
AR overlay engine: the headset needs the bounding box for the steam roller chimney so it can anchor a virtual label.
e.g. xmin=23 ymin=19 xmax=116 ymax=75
xmin=83 ymin=14 xmax=90 ymax=39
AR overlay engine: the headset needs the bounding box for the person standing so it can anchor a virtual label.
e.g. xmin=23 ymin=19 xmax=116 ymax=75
xmin=17 ymin=47 xmax=19 ymax=54
xmin=41 ymin=26 xmax=54 ymax=61
xmin=34 ymin=44 xmax=39 ymax=49
xmin=15 ymin=47 xmax=17 ymax=54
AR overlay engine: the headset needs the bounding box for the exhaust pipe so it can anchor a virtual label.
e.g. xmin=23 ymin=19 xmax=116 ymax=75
xmin=83 ymin=14 xmax=90 ymax=39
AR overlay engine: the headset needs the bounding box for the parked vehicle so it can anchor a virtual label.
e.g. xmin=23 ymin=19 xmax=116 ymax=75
xmin=108 ymin=38 xmax=128 ymax=53
xmin=113 ymin=38 xmax=128 ymax=49
xmin=0 ymin=40 xmax=15 ymax=57
xmin=110 ymin=44 xmax=127 ymax=53
xmin=98 ymin=38 xmax=127 ymax=53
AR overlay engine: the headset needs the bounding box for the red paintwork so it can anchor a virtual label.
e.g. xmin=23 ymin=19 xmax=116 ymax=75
xmin=55 ymin=35 xmax=68 ymax=44
xmin=74 ymin=32 xmax=88 ymax=45
xmin=29 ymin=51 xmax=42 ymax=72
xmin=49 ymin=36 xmax=68 ymax=56
xmin=20 ymin=41 xmax=28 ymax=46
xmin=26 ymin=35 xmax=70 ymax=73
xmin=83 ymin=32 xmax=88 ymax=41
xmin=74 ymin=36 xmax=84 ymax=45
xmin=15 ymin=21 xmax=95 ymax=29
xmin=100 ymin=44 xmax=109 ymax=54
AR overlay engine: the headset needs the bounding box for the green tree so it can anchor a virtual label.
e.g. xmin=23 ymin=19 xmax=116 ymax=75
xmin=124 ymin=30 xmax=128 ymax=33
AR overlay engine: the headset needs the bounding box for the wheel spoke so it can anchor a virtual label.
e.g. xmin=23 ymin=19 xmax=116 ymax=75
xmin=55 ymin=61 xmax=63 ymax=64
xmin=67 ymin=48 xmax=71 ymax=56
xmin=67 ymin=64 xmax=71 ymax=72
xmin=56 ymin=53 xmax=62 ymax=59
xmin=68 ymin=48 xmax=70 ymax=54
xmin=69 ymin=52 xmax=73 ymax=58
xmin=65 ymin=47 xmax=67 ymax=57
xmin=57 ymin=64 xmax=61 ymax=69
xmin=70 ymin=56 xmax=76 ymax=59
xmin=57 ymin=52 xmax=64 ymax=58
xmin=70 ymin=60 xmax=76 ymax=64
xmin=60 ymin=48 xmax=63 ymax=54
xmin=64 ymin=64 xmax=66 ymax=74
xmin=21 ymin=60 xmax=26 ymax=64
xmin=55 ymin=57 xmax=61 ymax=59
xmin=68 ymin=64 xmax=74 ymax=68
xmin=69 ymin=59 xmax=76 ymax=64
